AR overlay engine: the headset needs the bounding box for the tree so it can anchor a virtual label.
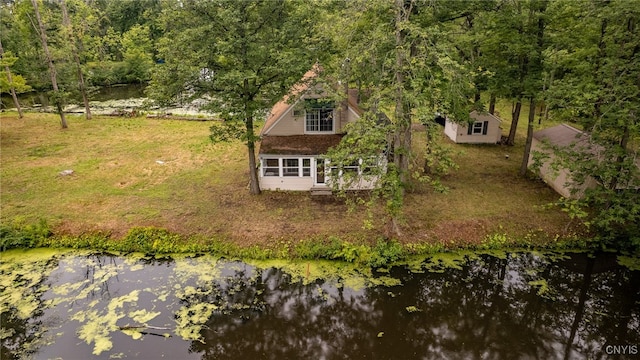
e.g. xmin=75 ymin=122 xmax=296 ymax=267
xmin=0 ymin=38 xmax=28 ymax=118
xmin=31 ymin=0 xmax=68 ymax=128
xmin=519 ymin=0 xmax=548 ymax=176
xmin=147 ymin=0 xmax=320 ymax=194
xmin=323 ymin=0 xmax=475 ymax=235
xmin=475 ymin=0 xmax=547 ymax=146
xmin=120 ymin=24 xmax=153 ymax=83
xmin=544 ymin=0 xmax=640 ymax=246
xmin=60 ymin=0 xmax=91 ymax=119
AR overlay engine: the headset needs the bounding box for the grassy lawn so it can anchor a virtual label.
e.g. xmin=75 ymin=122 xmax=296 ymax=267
xmin=0 ymin=107 xmax=578 ymax=248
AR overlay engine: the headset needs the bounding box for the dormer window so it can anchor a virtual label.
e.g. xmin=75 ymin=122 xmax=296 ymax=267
xmin=305 ymin=99 xmax=335 ymax=133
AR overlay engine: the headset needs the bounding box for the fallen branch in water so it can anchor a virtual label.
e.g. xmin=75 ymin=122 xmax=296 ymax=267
xmin=120 ymin=325 xmax=172 ymax=331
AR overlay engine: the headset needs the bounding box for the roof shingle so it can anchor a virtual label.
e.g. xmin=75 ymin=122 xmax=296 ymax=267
xmin=259 ymin=135 xmax=344 ymax=155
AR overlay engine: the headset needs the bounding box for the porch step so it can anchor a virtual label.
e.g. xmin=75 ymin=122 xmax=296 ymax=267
xmin=310 ymin=187 xmax=333 ymax=196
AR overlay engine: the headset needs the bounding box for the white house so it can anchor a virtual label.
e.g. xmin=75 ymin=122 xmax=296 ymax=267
xmin=444 ymin=110 xmax=502 ymax=144
xmin=258 ymin=66 xmax=382 ymax=193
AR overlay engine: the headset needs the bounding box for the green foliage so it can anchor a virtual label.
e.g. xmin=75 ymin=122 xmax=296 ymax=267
xmin=406 ymin=242 xmax=446 ymax=255
xmin=84 ymin=61 xmax=128 ymax=86
xmin=120 ymin=25 xmax=153 ymax=83
xmin=540 ymin=0 xmax=640 ymax=247
xmin=480 ymin=232 xmax=510 ymax=250
xmin=209 ymin=120 xmax=250 ymax=144
xmin=293 ymin=237 xmax=343 ymax=260
xmin=0 ymin=219 xmax=51 ymax=251
xmin=421 ymin=124 xmax=459 ymax=178
xmin=294 ymin=237 xmax=406 ymax=268
xmin=147 ymin=0 xmax=323 ymax=193
xmin=47 ymin=89 xmax=69 ymax=110
xmin=118 ymin=227 xmax=183 ymax=253
xmin=0 ymin=71 xmax=31 ymax=94
xmin=0 ymin=50 xmax=32 ymax=94
xmin=371 ymin=238 xmax=405 ymax=267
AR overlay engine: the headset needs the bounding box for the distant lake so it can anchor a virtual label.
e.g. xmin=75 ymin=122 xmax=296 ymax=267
xmin=1 ymin=84 xmax=216 ymax=116
xmin=0 ymin=83 xmax=146 ymax=110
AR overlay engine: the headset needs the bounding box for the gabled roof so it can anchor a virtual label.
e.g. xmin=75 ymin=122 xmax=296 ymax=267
xmin=470 ymin=110 xmax=501 ymax=123
xmin=533 ymin=124 xmax=588 ymax=147
xmin=259 ymin=135 xmax=344 ymax=155
xmin=261 ymin=66 xmax=363 ymax=135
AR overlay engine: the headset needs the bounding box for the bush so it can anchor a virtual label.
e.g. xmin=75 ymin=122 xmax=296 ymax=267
xmin=119 ymin=227 xmax=183 ymax=253
xmin=85 ymin=61 xmax=129 ymax=86
xmin=294 ymin=236 xmax=343 ymax=259
xmin=0 ymin=219 xmax=51 ymax=251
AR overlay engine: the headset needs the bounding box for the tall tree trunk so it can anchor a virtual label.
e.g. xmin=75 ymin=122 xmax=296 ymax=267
xmin=0 ymin=39 xmax=23 ymax=118
xmin=32 ymin=0 xmax=68 ymax=129
xmin=520 ymin=97 xmax=536 ymax=176
xmin=507 ymin=100 xmax=522 ymax=145
xmin=488 ymin=93 xmax=496 ymax=115
xmin=541 ymin=69 xmax=553 ymax=124
xmin=394 ymin=0 xmax=411 ymax=182
xmin=244 ymin=80 xmax=261 ymax=195
xmin=247 ymin=135 xmax=260 ymax=195
xmin=608 ymin=124 xmax=630 ymax=191
xmin=423 ymin=123 xmax=434 ymax=174
xmin=593 ymin=18 xmax=608 ymax=120
xmin=61 ymin=0 xmax=91 ymax=119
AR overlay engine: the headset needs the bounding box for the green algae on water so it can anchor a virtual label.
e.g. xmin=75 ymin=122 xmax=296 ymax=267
xmin=422 ymin=251 xmax=478 ymax=273
xmin=617 ymin=255 xmax=640 ymax=271
xmin=0 ymin=248 xmax=72 ymax=319
xmin=528 ymin=279 xmax=556 ymax=300
xmin=247 ymin=259 xmax=401 ymax=291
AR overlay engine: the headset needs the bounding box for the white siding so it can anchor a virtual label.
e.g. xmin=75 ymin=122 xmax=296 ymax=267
xmin=528 ymin=138 xmax=595 ymax=198
xmin=444 ymin=118 xmax=502 ymax=144
xmin=267 ymin=102 xmax=306 ymax=136
xmin=260 ymin=176 xmax=316 ymax=191
xmin=444 ymin=121 xmax=459 ymax=142
xmin=259 ymin=155 xmax=381 ymax=191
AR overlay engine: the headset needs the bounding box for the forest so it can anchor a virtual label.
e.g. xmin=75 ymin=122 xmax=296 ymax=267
xmin=1 ymin=0 xmax=639 ymax=248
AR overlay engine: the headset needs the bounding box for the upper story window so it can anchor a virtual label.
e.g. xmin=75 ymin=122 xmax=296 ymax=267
xmin=305 ymin=99 xmax=335 ymax=133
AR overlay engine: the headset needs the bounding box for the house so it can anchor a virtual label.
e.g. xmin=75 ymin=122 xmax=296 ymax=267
xmin=527 ymin=124 xmax=596 ymax=198
xmin=444 ymin=110 xmax=502 ymax=144
xmin=258 ymin=67 xmax=381 ymax=192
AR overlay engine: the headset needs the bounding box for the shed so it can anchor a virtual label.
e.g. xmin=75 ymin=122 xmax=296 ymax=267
xmin=444 ymin=111 xmax=502 ymax=144
xmin=527 ymin=124 xmax=594 ymax=198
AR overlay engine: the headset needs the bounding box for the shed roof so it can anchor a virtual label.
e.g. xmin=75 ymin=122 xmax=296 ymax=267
xmin=470 ymin=110 xmax=501 ymax=123
xmin=259 ymin=135 xmax=345 ymax=156
xmin=533 ymin=124 xmax=588 ymax=147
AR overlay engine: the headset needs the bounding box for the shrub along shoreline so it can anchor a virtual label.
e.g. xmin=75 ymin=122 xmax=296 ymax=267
xmin=1 ymin=222 xmax=626 ymax=267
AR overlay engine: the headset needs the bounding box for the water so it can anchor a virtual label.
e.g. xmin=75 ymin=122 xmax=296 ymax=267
xmin=1 ymin=250 xmax=638 ymax=359
xmin=0 ymin=84 xmax=145 ymax=109
xmin=0 ymin=84 xmax=214 ymax=116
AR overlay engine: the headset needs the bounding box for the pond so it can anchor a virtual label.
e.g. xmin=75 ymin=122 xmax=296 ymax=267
xmin=1 ymin=84 xmax=145 ymax=108
xmin=1 ymin=84 xmax=214 ymax=116
xmin=1 ymin=250 xmax=638 ymax=359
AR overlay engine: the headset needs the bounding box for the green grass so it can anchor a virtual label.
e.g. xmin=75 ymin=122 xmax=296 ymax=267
xmin=0 ymin=108 xmax=583 ymax=251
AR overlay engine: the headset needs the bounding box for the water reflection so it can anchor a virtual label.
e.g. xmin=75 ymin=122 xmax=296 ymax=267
xmin=0 ymin=251 xmax=638 ymax=359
